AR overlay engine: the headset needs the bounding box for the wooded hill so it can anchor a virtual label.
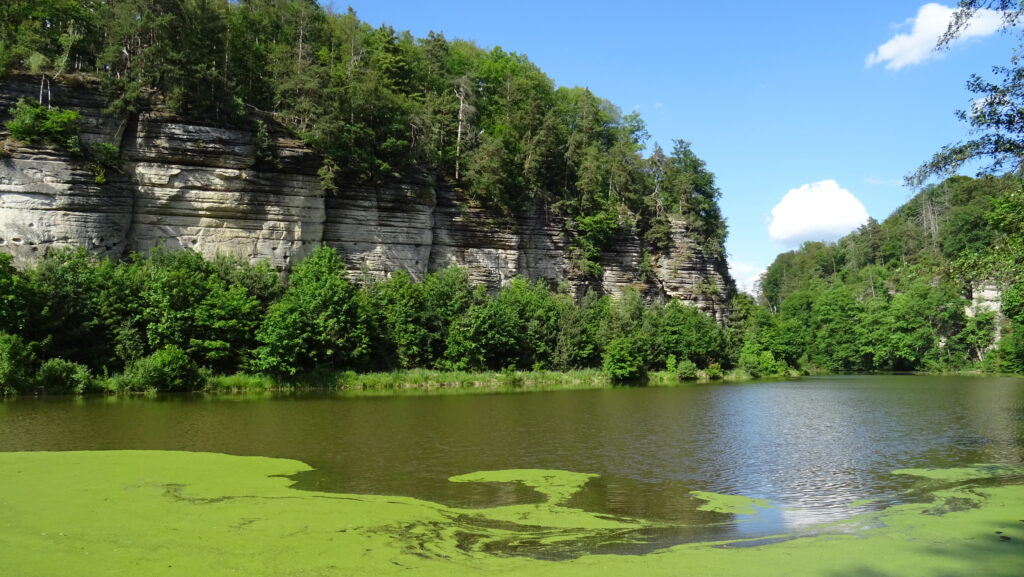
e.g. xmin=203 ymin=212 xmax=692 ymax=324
xmin=744 ymin=175 xmax=1023 ymax=376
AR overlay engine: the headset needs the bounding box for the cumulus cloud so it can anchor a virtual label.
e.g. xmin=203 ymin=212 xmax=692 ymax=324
xmin=866 ymin=3 xmax=1003 ymax=70
xmin=768 ymin=180 xmax=869 ymax=246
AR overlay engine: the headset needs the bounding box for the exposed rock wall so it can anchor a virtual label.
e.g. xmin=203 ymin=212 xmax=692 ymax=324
xmin=123 ymin=113 xmax=324 ymax=270
xmin=324 ymin=180 xmax=435 ymax=281
xmin=653 ymin=219 xmax=731 ymax=322
xmin=0 ymin=77 xmax=132 ymax=262
xmin=0 ymin=77 xmax=733 ymax=318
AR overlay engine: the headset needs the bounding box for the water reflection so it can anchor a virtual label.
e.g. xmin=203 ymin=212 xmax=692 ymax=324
xmin=1 ymin=375 xmax=1022 ymax=545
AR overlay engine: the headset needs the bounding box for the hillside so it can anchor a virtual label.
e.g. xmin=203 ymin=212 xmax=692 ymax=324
xmin=745 ymin=175 xmax=1023 ymax=375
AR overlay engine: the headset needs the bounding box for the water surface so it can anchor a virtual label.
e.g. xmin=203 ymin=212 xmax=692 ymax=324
xmin=2 ymin=374 xmax=1022 ymax=547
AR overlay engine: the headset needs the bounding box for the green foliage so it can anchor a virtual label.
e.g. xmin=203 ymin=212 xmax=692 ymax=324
xmin=0 ymin=331 xmax=36 ymax=394
xmin=908 ymin=2 xmax=1024 ymax=184
xmin=665 ymin=353 xmax=678 ymax=373
xmin=368 ymin=271 xmax=430 ymax=370
xmin=0 ymin=245 xmax=741 ymax=390
xmin=602 ymin=336 xmax=647 ymax=383
xmin=753 ymin=174 xmax=1017 ymax=375
xmin=657 ymin=140 xmax=727 ymax=255
xmin=121 ymin=345 xmax=202 ymax=393
xmin=676 ymin=358 xmax=698 ymax=381
xmin=441 ymin=277 xmax=561 ymax=371
xmin=35 ymin=357 xmax=94 ymax=394
xmin=1 ymin=2 xmax=733 ymax=281
xmin=551 ymin=290 xmax=606 ymax=370
xmin=572 ymin=212 xmax=616 ymax=276
xmin=23 ymin=248 xmax=110 ymax=370
xmin=4 ymin=98 xmax=80 ymax=150
xmin=85 ymin=142 xmax=120 ymax=183
xmin=250 ymin=246 xmax=369 ymax=375
xmin=189 ymin=278 xmax=262 ymax=373
xmin=0 ymin=253 xmax=27 ymax=335
xmin=253 ymin=119 xmax=273 ymax=163
xmin=739 ymin=345 xmax=786 ymax=378
xmin=995 ymin=328 xmax=1024 ymax=373
xmin=659 ymin=300 xmax=724 ymax=368
xmin=704 ymin=362 xmax=724 ymax=380
xmin=1003 ymin=283 xmax=1024 ymax=323
xmin=419 ymin=267 xmax=475 ymax=366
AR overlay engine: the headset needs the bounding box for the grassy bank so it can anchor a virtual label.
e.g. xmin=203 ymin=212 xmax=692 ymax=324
xmin=203 ymin=368 xmax=754 ymax=396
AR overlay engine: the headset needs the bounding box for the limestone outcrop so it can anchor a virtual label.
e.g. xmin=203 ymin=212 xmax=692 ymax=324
xmin=0 ymin=76 xmax=733 ymax=318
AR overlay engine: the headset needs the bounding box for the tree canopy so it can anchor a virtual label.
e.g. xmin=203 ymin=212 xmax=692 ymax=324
xmin=910 ymin=0 xmax=1024 ymax=184
xmin=749 ymin=175 xmax=1020 ymax=375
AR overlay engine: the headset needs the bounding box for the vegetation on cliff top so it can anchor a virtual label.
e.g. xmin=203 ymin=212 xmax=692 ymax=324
xmin=0 ymin=0 xmax=729 ymax=274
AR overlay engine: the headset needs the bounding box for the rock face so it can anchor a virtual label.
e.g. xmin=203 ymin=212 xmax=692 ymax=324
xmin=0 ymin=76 xmax=733 ymax=318
xmin=0 ymin=76 xmax=132 ymax=262
xmin=124 ymin=113 xmax=325 ymax=271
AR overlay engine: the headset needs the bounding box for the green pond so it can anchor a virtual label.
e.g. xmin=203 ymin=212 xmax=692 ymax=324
xmin=2 ymin=374 xmax=1023 ymax=575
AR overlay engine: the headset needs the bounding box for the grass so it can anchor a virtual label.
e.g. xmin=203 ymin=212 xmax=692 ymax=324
xmin=14 ymin=367 xmax=764 ymax=399
xmin=195 ymin=367 xmax=764 ymax=398
xmin=205 ymin=373 xmax=279 ymax=392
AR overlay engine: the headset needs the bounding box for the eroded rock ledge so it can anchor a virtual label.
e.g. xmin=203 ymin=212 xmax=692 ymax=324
xmin=0 ymin=76 xmax=731 ymax=319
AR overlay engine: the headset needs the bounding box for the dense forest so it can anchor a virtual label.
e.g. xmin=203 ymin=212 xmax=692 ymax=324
xmin=745 ymin=175 xmax=1024 ymax=376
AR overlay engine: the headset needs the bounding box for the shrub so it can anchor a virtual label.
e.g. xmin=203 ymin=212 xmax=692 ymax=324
xmin=676 ymin=358 xmax=699 ymax=381
xmin=740 ymin=346 xmax=785 ymax=378
xmin=253 ymin=118 xmax=274 ymax=162
xmin=665 ymin=353 xmax=678 ymax=373
xmin=122 ymin=346 xmax=203 ymax=392
xmin=602 ymin=337 xmax=647 ymax=383
xmin=0 ymin=332 xmax=37 ymax=394
xmin=704 ymin=362 xmax=724 ymax=380
xmin=4 ymin=99 xmax=81 ymax=151
xmin=86 ymin=142 xmax=121 ymax=183
xmin=36 ymin=358 xmax=94 ymax=394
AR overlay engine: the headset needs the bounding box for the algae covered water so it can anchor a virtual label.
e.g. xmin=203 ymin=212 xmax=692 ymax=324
xmin=2 ymin=375 xmax=1023 ymax=562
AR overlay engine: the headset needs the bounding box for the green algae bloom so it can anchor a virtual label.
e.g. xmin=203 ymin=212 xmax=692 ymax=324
xmin=689 ymin=491 xmax=773 ymax=516
xmin=1 ymin=451 xmax=1023 ymax=576
xmin=893 ymin=464 xmax=1024 ymax=483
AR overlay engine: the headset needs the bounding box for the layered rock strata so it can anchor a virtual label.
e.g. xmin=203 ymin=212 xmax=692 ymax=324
xmin=0 ymin=77 xmax=732 ymax=317
xmin=0 ymin=76 xmax=131 ymax=262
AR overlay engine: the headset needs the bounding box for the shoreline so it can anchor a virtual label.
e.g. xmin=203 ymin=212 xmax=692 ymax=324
xmin=5 ymin=367 xmax=1021 ymax=400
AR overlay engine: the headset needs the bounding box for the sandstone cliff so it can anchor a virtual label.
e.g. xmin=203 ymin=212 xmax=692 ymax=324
xmin=0 ymin=76 xmax=732 ymax=320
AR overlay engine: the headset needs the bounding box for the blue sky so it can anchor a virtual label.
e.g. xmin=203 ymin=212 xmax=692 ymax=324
xmin=333 ymin=1 xmax=1017 ymax=292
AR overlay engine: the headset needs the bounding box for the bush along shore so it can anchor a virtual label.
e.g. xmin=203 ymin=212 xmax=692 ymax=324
xmin=0 ymin=245 xmax=746 ymax=397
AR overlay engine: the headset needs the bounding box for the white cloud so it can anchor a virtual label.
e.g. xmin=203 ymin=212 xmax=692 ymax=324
xmin=866 ymin=3 xmax=1003 ymax=70
xmin=768 ymin=180 xmax=869 ymax=246
xmin=728 ymin=260 xmax=765 ymax=295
